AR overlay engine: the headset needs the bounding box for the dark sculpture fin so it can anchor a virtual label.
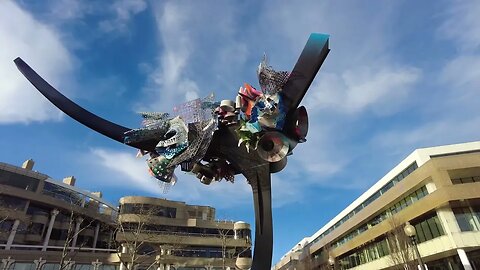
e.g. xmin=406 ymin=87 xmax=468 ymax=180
xmin=282 ymin=33 xmax=330 ymax=112
xmin=14 ymin=57 xmax=157 ymax=151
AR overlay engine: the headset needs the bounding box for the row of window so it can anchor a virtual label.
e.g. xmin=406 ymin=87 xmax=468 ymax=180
xmin=121 ymin=222 xmax=241 ymax=238
xmin=42 ymin=182 xmax=84 ymax=206
xmin=0 ymin=263 xmax=117 ymax=270
xmin=42 ymin=182 xmax=118 ymax=221
xmin=451 ymin=176 xmax=480 ymax=184
xmin=120 ymin=203 xmax=177 ymax=218
xmin=337 ymin=214 xmax=444 ymax=269
xmin=338 ymin=238 xmax=390 ymax=268
xmin=170 ymin=247 xmax=251 ymax=258
xmin=330 ymin=186 xmax=428 ymax=249
xmin=0 ymin=170 xmax=39 ymax=192
xmin=311 ymin=162 xmax=418 ymax=245
xmin=0 ymin=169 xmax=116 ymax=222
xmin=0 ymin=195 xmax=28 ymax=211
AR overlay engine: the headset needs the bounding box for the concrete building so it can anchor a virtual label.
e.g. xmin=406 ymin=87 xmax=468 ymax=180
xmin=0 ymin=160 xmax=251 ymax=270
xmin=116 ymin=197 xmax=251 ymax=270
xmin=274 ymin=141 xmax=480 ymax=270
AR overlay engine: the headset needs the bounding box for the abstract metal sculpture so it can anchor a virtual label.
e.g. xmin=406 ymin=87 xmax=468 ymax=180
xmin=14 ymin=33 xmax=329 ymax=269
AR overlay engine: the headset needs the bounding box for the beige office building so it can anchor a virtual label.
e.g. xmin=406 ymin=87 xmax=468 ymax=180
xmin=274 ymin=141 xmax=480 ymax=270
xmin=0 ymin=160 xmax=251 ymax=270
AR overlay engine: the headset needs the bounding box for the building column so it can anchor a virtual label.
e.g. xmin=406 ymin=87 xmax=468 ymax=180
xmin=435 ymin=206 xmax=461 ymax=248
xmin=33 ymin=258 xmax=46 ymax=270
xmin=1 ymin=257 xmax=15 ymax=270
xmin=457 ymin=249 xmax=473 ymax=270
xmin=91 ymin=259 xmax=102 ymax=270
xmin=71 ymin=217 xmax=83 ymax=249
xmin=92 ymin=223 xmax=100 ymax=251
xmin=119 ymin=244 xmax=128 ymax=270
xmin=42 ymin=209 xmax=59 ymax=251
xmin=63 ymin=259 xmax=75 ymax=270
xmin=5 ymin=220 xmax=20 ymax=250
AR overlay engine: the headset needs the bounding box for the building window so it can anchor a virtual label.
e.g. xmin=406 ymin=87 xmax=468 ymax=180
xmin=27 ymin=203 xmax=51 ymax=216
xmin=27 ymin=223 xmax=45 ymax=235
xmin=0 ymin=219 xmax=14 ymax=232
xmin=413 ymin=214 xmax=445 ymax=243
xmin=451 ymin=176 xmax=480 ymax=184
xmin=453 ymin=207 xmax=480 ymax=232
xmin=42 ymin=182 xmax=84 ymax=205
xmin=0 ymin=195 xmax=28 ymax=211
xmin=0 ymin=170 xmax=39 ymax=191
xmin=11 ymin=263 xmax=35 ymax=270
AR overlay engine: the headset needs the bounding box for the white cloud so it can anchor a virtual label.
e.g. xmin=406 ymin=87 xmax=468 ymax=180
xmin=0 ymin=0 xmax=73 ymax=124
xmin=306 ymin=65 xmax=421 ymax=114
xmin=99 ymin=0 xmax=147 ymax=33
xmin=435 ymin=1 xmax=480 ymax=107
xmin=373 ymin=115 xmax=480 ymax=156
xmin=433 ymin=1 xmax=480 ymax=115
xmin=90 ymin=148 xmax=161 ymax=194
xmin=47 ymin=0 xmax=90 ymax=21
xmin=438 ymin=0 xmax=480 ymax=52
xmin=252 ymin=1 xmax=422 ymax=116
xmin=139 ymin=1 xmax=250 ymax=112
xmin=440 ymin=54 xmax=480 ymax=101
xmin=139 ymin=2 xmax=200 ymax=111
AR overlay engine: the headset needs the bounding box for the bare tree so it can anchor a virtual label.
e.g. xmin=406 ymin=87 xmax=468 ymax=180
xmin=115 ymin=205 xmax=164 ymax=270
xmin=58 ymin=211 xmax=95 ymax=270
xmin=0 ymin=206 xmax=9 ymax=225
xmin=216 ymin=222 xmax=252 ymax=270
xmin=55 ymin=194 xmax=99 ymax=270
xmin=386 ymin=215 xmax=416 ymax=270
xmin=0 ymin=197 xmax=29 ymax=245
xmin=0 ymin=205 xmax=10 ymax=242
xmin=216 ymin=226 xmax=232 ymax=270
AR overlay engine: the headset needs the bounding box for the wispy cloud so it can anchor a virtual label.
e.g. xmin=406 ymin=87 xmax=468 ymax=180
xmin=0 ymin=0 xmax=73 ymax=124
xmin=438 ymin=0 xmax=480 ymax=106
xmin=139 ymin=2 xmax=200 ymax=110
xmin=437 ymin=0 xmax=480 ymax=52
xmin=47 ymin=0 xmax=92 ymax=21
xmin=368 ymin=0 xmax=480 ymax=158
xmin=99 ymin=0 xmax=147 ymax=33
xmin=139 ymin=1 xmax=250 ymax=112
xmin=306 ymin=65 xmax=421 ymax=114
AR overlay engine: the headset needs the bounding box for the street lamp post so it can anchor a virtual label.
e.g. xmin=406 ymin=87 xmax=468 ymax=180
xmin=328 ymin=256 xmax=335 ymax=270
xmin=404 ymin=222 xmax=426 ymax=270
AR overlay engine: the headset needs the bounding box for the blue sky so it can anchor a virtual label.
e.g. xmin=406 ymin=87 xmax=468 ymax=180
xmin=1 ymin=0 xmax=480 ymax=264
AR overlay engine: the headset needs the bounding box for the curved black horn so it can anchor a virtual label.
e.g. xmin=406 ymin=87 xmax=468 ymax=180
xmin=281 ymin=33 xmax=330 ymax=112
xmin=14 ymin=57 xmax=157 ymax=152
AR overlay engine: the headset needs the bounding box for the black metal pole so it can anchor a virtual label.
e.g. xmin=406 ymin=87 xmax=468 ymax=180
xmin=246 ymin=167 xmax=273 ymax=270
xmin=411 ymin=237 xmax=425 ymax=270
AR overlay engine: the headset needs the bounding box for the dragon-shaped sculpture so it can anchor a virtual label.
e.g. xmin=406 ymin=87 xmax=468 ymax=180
xmin=14 ymin=33 xmax=329 ymax=270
